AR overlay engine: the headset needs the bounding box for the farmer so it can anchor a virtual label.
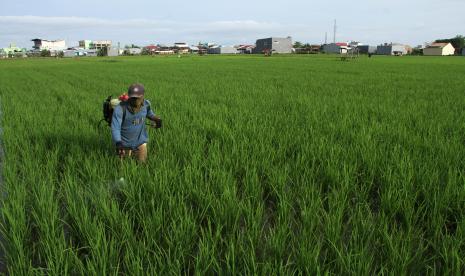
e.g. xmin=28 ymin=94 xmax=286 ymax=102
xmin=111 ymin=83 xmax=161 ymax=163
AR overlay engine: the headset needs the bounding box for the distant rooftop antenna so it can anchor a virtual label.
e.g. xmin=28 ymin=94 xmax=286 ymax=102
xmin=333 ymin=19 xmax=337 ymax=43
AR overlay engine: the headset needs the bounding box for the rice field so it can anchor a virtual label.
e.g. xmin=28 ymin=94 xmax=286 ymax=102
xmin=0 ymin=54 xmax=464 ymax=274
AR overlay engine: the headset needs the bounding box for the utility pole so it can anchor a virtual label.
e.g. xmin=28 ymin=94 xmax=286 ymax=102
xmin=325 ymin=32 xmax=327 ymax=45
xmin=333 ymin=19 xmax=337 ymax=44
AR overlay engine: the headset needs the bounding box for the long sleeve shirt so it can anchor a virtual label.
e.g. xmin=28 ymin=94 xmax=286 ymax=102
xmin=111 ymin=100 xmax=156 ymax=149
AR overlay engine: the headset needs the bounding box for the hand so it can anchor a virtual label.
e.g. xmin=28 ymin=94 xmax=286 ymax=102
xmin=116 ymin=142 xmax=125 ymax=158
xmin=151 ymin=116 xmax=162 ymax=128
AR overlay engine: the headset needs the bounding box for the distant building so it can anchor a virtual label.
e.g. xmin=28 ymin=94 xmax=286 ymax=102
xmin=79 ymin=40 xmax=114 ymax=50
xmin=174 ymin=42 xmax=188 ymax=47
xmin=157 ymin=50 xmax=174 ymax=55
xmin=236 ymin=45 xmax=255 ymax=54
xmin=79 ymin=40 xmax=93 ymax=49
xmin=423 ymin=43 xmax=455 ymax=56
xmin=93 ymin=40 xmax=112 ymax=50
xmin=62 ymin=48 xmax=98 ymax=57
xmin=31 ymin=39 xmax=66 ymax=51
xmin=404 ymin=45 xmax=414 ymax=55
xmin=189 ymin=46 xmax=199 ymax=53
xmin=357 ymin=45 xmax=377 ymax=54
xmin=294 ymin=45 xmax=321 ymax=54
xmin=107 ymin=48 xmax=120 ymax=57
xmin=63 ymin=50 xmax=77 ymax=57
xmin=144 ymin=45 xmax=158 ymax=54
xmin=0 ymin=43 xmax=27 ymax=57
xmin=208 ymin=46 xmax=238 ymax=54
xmin=174 ymin=42 xmax=190 ymax=54
xmin=349 ymin=41 xmax=363 ymax=48
xmin=254 ymin=37 xmax=293 ymax=54
xmin=155 ymin=45 xmax=175 ymax=55
xmin=376 ymin=43 xmax=407 ymax=56
xmin=322 ymin=43 xmax=349 ymax=54
xmin=462 ymin=48 xmax=465 ymax=56
xmin=125 ymin=48 xmax=142 ymax=55
xmin=86 ymin=49 xmax=98 ymax=57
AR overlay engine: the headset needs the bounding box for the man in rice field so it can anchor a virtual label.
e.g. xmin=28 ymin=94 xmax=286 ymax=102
xmin=111 ymin=83 xmax=162 ymax=163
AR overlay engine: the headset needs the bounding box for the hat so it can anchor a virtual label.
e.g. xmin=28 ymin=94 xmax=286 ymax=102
xmin=128 ymin=83 xmax=145 ymax=98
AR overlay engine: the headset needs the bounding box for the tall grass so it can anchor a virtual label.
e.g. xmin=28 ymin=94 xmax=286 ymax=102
xmin=0 ymin=55 xmax=464 ymax=274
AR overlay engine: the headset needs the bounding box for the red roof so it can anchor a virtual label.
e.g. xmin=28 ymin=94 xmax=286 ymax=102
xmin=237 ymin=45 xmax=254 ymax=49
xmin=145 ymin=45 xmax=158 ymax=50
xmin=336 ymin=42 xmax=348 ymax=46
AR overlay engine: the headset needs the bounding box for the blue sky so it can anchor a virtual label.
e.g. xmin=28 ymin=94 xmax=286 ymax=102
xmin=1 ymin=0 xmax=464 ymax=48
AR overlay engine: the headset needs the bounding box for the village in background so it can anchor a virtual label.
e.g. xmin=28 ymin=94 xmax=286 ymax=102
xmin=1 ymin=35 xmax=465 ymax=58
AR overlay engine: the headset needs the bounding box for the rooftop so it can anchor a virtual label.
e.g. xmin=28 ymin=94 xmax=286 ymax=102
xmin=427 ymin=42 xmax=451 ymax=49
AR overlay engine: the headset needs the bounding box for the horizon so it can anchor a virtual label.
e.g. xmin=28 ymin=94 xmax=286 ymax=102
xmin=1 ymin=0 xmax=464 ymax=48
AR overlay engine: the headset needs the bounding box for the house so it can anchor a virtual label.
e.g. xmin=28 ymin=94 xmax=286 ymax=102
xmin=189 ymin=46 xmax=199 ymax=53
xmin=174 ymin=42 xmax=190 ymax=54
xmin=376 ymin=43 xmax=407 ymax=56
xmin=157 ymin=49 xmax=174 ymax=55
xmin=79 ymin=40 xmax=114 ymax=50
xmin=125 ymin=48 xmax=142 ymax=55
xmin=63 ymin=50 xmax=79 ymax=57
xmin=236 ymin=45 xmax=255 ymax=54
xmin=294 ymin=45 xmax=321 ymax=54
xmin=79 ymin=40 xmax=93 ymax=49
xmin=322 ymin=43 xmax=349 ymax=54
xmin=357 ymin=45 xmax=377 ymax=54
xmin=63 ymin=48 xmax=98 ymax=57
xmin=155 ymin=45 xmax=175 ymax=55
xmin=404 ymin=45 xmax=414 ymax=55
xmin=143 ymin=45 xmax=158 ymax=54
xmin=208 ymin=46 xmax=238 ymax=54
xmin=0 ymin=43 xmax=27 ymax=57
xmin=423 ymin=42 xmax=455 ymax=56
xmin=31 ymin=39 xmax=66 ymax=51
xmin=106 ymin=48 xmax=120 ymax=56
xmin=462 ymin=48 xmax=465 ymax=56
xmin=85 ymin=49 xmax=98 ymax=57
xmin=254 ymin=37 xmax=293 ymax=54
xmin=349 ymin=41 xmax=363 ymax=48
xmin=93 ymin=40 xmax=112 ymax=50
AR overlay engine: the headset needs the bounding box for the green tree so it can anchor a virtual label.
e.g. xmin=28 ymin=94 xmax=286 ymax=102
xmin=141 ymin=48 xmax=151 ymax=55
xmin=293 ymin=41 xmax=303 ymax=48
xmin=411 ymin=48 xmax=423 ymax=56
xmin=97 ymin=48 xmax=108 ymax=56
xmin=40 ymin=49 xmax=51 ymax=57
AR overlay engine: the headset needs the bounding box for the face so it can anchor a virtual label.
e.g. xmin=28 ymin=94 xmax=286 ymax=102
xmin=129 ymin=96 xmax=144 ymax=108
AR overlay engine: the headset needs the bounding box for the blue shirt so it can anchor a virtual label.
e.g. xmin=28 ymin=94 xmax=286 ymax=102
xmin=111 ymin=100 xmax=156 ymax=149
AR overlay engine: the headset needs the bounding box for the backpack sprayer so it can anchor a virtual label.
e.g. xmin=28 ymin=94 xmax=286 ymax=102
xmin=99 ymin=93 xmax=162 ymax=129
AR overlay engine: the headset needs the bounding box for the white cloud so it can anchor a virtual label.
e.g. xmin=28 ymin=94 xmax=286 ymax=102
xmin=0 ymin=16 xmax=300 ymax=47
xmin=0 ymin=15 xmax=463 ymax=48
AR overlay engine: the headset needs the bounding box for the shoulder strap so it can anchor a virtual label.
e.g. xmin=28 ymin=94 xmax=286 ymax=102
xmin=145 ymin=100 xmax=152 ymax=113
xmin=121 ymin=102 xmax=127 ymax=125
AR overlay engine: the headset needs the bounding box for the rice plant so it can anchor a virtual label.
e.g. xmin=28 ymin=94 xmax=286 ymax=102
xmin=0 ymin=55 xmax=464 ymax=274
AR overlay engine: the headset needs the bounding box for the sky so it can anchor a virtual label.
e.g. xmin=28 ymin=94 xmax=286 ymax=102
xmin=1 ymin=0 xmax=464 ymax=48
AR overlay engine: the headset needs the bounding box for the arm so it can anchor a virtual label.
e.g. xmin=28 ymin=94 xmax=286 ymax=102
xmin=111 ymin=105 xmax=123 ymax=145
xmin=146 ymin=101 xmax=162 ymax=128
